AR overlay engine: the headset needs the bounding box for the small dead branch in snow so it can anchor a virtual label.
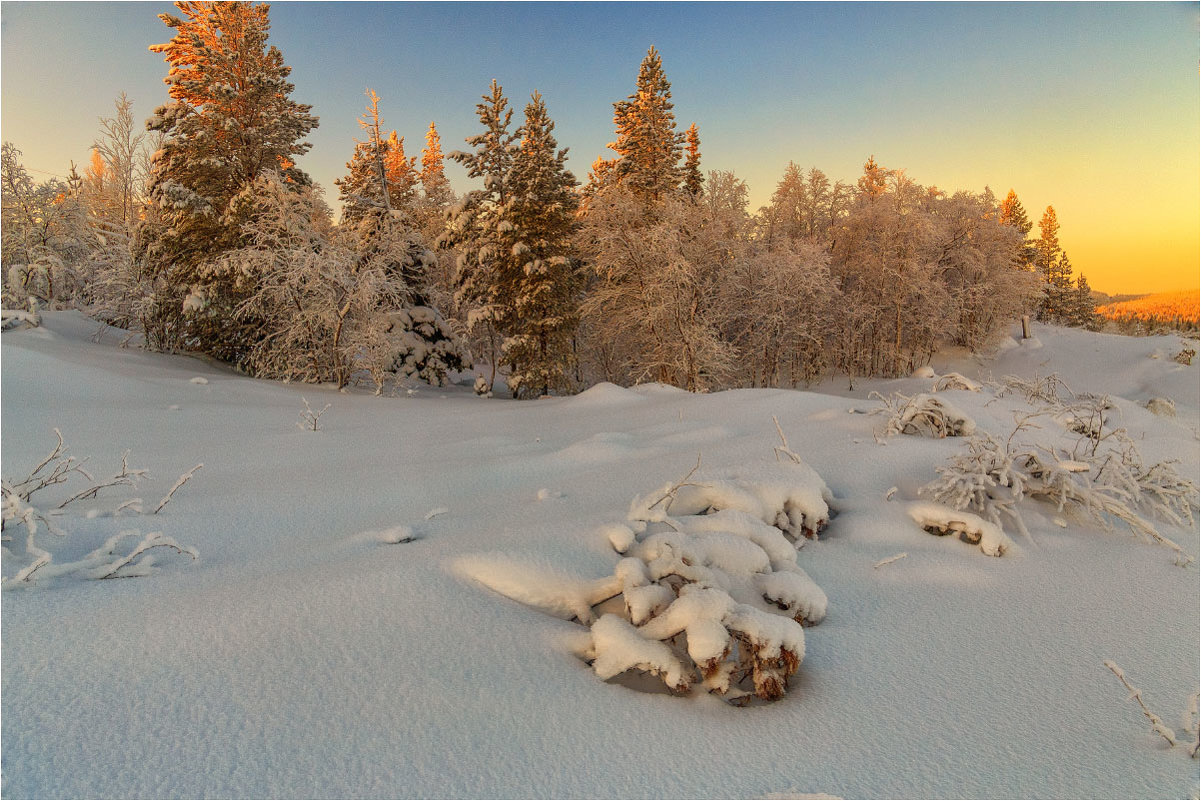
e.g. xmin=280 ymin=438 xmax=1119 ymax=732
xmin=1104 ymin=660 xmax=1179 ymax=748
xmin=645 ymin=453 xmax=703 ymax=514
xmin=154 ymin=464 xmax=203 ymax=514
xmin=297 ymin=397 xmax=331 ymax=431
xmin=772 ymin=416 xmax=804 ymax=465
xmin=2 ymin=430 xmax=199 ymax=588
xmin=873 ymin=552 xmax=908 ymax=569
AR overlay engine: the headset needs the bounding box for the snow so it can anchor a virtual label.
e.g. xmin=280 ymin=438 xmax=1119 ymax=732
xmin=2 ymin=314 xmax=1198 ymax=797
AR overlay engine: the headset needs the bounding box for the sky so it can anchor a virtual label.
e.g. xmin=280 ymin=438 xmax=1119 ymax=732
xmin=1 ymin=1 xmax=1197 ymax=294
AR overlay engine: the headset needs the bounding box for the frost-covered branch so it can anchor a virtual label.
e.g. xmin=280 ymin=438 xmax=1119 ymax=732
xmin=154 ymin=463 xmax=203 ymax=514
xmin=296 ymin=397 xmax=330 ymax=432
xmin=2 ymin=430 xmax=199 ymax=588
xmin=1104 ymin=660 xmax=1178 ymax=747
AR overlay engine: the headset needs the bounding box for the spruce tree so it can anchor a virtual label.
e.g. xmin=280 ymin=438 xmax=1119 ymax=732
xmin=443 ymin=80 xmax=519 ymax=391
xmin=499 ymin=92 xmax=580 ymax=398
xmin=607 ymin=46 xmax=684 ymax=202
xmin=1034 ymin=205 xmax=1069 ymax=321
xmin=383 ymin=130 xmax=419 ymax=211
xmin=138 ymin=0 xmax=318 ymax=357
xmin=419 ymin=121 xmax=452 ymax=206
xmin=857 ymin=155 xmax=888 ymax=199
xmin=999 ymin=189 xmax=1035 ymax=270
xmin=1069 ymin=272 xmax=1100 ymax=330
xmin=683 ymin=123 xmax=703 ymax=197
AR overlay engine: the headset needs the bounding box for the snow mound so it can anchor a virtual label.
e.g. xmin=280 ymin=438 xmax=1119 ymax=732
xmin=453 ymin=554 xmax=622 ymax=624
xmin=629 ymin=459 xmax=834 ymax=540
xmin=461 ymin=455 xmax=832 ymax=703
xmin=568 ymin=382 xmax=642 ymax=406
xmin=1145 ymin=397 xmax=1176 ymax=418
xmin=628 ymin=382 xmax=689 ymax=396
xmin=907 ymin=501 xmax=1014 ymax=557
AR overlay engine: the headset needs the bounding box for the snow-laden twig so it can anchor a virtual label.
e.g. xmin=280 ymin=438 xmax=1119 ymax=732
xmin=154 ymin=463 xmax=203 ymax=514
xmin=1104 ymin=660 xmax=1178 ymax=747
xmin=772 ymin=415 xmax=803 ymax=464
xmin=873 ymin=552 xmax=908 ymax=569
xmin=56 ymin=450 xmax=147 ymax=509
xmin=2 ymin=430 xmax=200 ymax=588
xmin=1187 ymin=692 xmax=1200 ymax=759
xmin=297 ymin=397 xmax=330 ymax=431
xmin=644 ymin=453 xmax=703 ymax=514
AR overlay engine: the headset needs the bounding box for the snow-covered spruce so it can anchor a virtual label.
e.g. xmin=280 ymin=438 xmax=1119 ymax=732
xmin=906 ymin=501 xmax=1014 ymax=557
xmin=871 ymin=391 xmax=976 ymax=438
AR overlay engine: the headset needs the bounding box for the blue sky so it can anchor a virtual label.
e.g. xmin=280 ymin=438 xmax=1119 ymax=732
xmin=2 ymin=2 xmax=1197 ymax=292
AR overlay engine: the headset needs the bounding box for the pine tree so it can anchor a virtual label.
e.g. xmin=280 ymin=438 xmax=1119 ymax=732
xmin=335 ymin=91 xmax=420 ymax=225
xmin=499 ymin=92 xmax=580 ymax=398
xmin=682 ymin=123 xmax=703 ymax=197
xmin=138 ymin=0 xmax=318 ymax=356
xmin=607 ymin=46 xmax=685 ymax=202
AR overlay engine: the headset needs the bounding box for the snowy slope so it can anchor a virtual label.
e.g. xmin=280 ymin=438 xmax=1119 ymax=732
xmin=2 ymin=314 xmax=1198 ymax=798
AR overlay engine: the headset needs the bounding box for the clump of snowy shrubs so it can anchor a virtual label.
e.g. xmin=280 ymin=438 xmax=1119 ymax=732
xmin=921 ymin=411 xmax=1198 ymax=561
xmin=932 ymin=372 xmax=981 ymax=393
xmin=871 ymin=391 xmax=976 ymax=438
xmin=587 ymin=455 xmax=833 ymax=703
xmin=461 ymin=443 xmax=835 ymax=704
xmin=1 ymin=430 xmax=199 ymax=587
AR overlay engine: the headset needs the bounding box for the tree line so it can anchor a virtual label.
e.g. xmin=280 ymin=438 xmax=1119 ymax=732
xmin=0 ymin=1 xmax=1102 ymax=397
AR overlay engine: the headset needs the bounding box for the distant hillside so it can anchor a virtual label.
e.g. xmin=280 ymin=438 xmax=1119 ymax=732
xmin=1096 ymin=289 xmax=1199 ymax=333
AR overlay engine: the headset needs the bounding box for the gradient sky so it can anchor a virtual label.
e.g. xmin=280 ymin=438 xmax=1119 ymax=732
xmin=2 ymin=1 xmax=1197 ymax=294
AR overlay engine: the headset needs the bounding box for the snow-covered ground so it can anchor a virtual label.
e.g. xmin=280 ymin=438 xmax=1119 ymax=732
xmin=3 ymin=313 xmax=1198 ymax=798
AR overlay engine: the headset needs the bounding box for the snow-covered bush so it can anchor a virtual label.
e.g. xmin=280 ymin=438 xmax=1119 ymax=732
xmin=997 ymin=373 xmax=1073 ymax=405
xmin=1 ymin=430 xmax=198 ymax=587
xmin=381 ymin=305 xmax=469 ymax=387
xmin=1145 ymin=397 xmax=1176 ymax=418
xmin=871 ymin=391 xmax=976 ymax=438
xmin=461 ymin=451 xmax=835 ymax=704
xmin=906 ymin=500 xmax=1014 ymax=556
xmin=922 ymin=418 xmax=1198 ymax=559
xmin=932 ymin=372 xmax=981 ymax=393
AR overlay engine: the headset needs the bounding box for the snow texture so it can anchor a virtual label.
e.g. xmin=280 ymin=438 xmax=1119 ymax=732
xmin=2 ymin=314 xmax=1198 ymax=798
